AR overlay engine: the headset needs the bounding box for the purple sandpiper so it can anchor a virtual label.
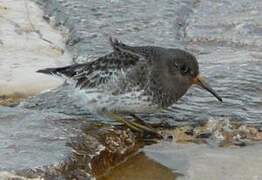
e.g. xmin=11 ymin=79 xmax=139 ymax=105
xmin=37 ymin=37 xmax=222 ymax=134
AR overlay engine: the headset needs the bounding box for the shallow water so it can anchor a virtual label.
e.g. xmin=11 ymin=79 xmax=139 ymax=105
xmin=98 ymin=152 xmax=178 ymax=180
xmin=144 ymin=141 xmax=262 ymax=180
xmin=27 ymin=0 xmax=262 ymax=124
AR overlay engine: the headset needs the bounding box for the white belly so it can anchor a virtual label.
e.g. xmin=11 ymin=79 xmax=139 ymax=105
xmin=72 ymin=88 xmax=158 ymax=114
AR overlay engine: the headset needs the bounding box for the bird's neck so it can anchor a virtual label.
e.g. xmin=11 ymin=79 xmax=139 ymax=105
xmin=145 ymin=80 xmax=177 ymax=108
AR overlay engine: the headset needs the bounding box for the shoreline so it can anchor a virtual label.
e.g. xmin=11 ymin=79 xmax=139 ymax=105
xmin=0 ymin=0 xmax=72 ymax=99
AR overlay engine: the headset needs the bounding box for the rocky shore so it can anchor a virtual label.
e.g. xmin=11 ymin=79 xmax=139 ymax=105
xmin=0 ymin=0 xmax=71 ymax=98
xmin=0 ymin=0 xmax=261 ymax=180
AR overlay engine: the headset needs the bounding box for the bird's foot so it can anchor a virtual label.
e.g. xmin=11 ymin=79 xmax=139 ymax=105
xmin=107 ymin=112 xmax=162 ymax=138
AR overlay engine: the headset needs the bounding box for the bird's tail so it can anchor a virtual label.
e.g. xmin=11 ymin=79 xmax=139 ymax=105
xmin=37 ymin=64 xmax=83 ymax=78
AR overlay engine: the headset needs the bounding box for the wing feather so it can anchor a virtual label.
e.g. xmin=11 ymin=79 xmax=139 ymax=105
xmin=37 ymin=50 xmax=139 ymax=88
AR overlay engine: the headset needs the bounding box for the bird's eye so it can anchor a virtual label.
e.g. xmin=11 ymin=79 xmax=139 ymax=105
xmin=180 ymin=64 xmax=189 ymax=75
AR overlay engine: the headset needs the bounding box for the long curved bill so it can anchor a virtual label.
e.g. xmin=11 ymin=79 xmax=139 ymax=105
xmin=192 ymin=75 xmax=223 ymax=102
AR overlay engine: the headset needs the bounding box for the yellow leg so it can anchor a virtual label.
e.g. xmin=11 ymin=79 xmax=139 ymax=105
xmin=107 ymin=112 xmax=143 ymax=133
xmin=106 ymin=112 xmax=160 ymax=136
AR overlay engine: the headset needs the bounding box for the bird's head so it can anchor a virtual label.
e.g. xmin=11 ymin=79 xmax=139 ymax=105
xmin=158 ymin=49 xmax=223 ymax=102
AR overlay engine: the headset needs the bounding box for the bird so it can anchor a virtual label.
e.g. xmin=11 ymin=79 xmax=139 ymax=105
xmin=37 ymin=37 xmax=222 ymax=135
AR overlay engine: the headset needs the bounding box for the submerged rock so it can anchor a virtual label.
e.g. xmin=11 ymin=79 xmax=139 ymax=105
xmin=0 ymin=107 xmax=142 ymax=179
xmin=97 ymin=152 xmax=177 ymax=180
xmin=161 ymin=118 xmax=262 ymax=147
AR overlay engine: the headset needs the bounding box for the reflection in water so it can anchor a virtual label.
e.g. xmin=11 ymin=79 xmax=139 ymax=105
xmin=98 ymin=152 xmax=177 ymax=180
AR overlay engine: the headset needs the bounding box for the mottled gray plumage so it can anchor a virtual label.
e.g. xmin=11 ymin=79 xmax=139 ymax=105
xmin=38 ymin=38 xmax=222 ymax=113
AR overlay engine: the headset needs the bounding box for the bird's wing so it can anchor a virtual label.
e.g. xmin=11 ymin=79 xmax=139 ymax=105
xmin=37 ymin=50 xmax=140 ymax=88
xmin=72 ymin=50 xmax=140 ymax=88
xmin=37 ymin=37 xmax=158 ymax=88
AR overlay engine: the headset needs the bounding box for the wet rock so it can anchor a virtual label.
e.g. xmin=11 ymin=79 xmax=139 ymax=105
xmin=173 ymin=126 xmax=195 ymax=143
xmin=66 ymin=124 xmax=142 ymax=178
xmin=0 ymin=94 xmax=26 ymax=107
xmin=0 ymin=107 xmax=141 ymax=179
xmin=166 ymin=119 xmax=262 ymax=147
xmin=0 ymin=0 xmax=71 ymax=97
